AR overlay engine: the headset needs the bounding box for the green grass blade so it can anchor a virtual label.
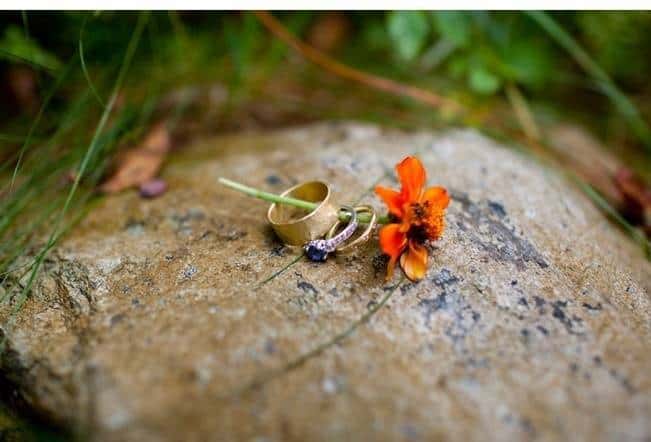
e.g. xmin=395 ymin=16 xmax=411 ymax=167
xmin=2 ymin=12 xmax=150 ymax=343
xmin=4 ymin=55 xmax=76 ymax=194
xmin=525 ymin=11 xmax=651 ymax=152
xmin=79 ymin=14 xmax=107 ymax=108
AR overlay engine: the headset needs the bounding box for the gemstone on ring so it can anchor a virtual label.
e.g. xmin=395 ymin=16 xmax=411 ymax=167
xmin=304 ymin=205 xmax=357 ymax=262
xmin=304 ymin=239 xmax=330 ymax=262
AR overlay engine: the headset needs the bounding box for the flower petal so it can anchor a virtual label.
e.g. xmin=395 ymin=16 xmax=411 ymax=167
xmin=396 ymin=156 xmax=426 ymax=202
xmin=422 ymin=186 xmax=450 ymax=209
xmin=375 ymin=185 xmax=404 ymax=218
xmin=399 ymin=240 xmax=428 ymax=281
xmin=379 ymin=223 xmax=407 ymax=280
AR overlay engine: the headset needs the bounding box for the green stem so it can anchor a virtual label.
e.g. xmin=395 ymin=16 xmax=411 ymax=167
xmin=219 ymin=177 xmax=318 ymax=211
xmin=218 ymin=177 xmax=390 ymax=224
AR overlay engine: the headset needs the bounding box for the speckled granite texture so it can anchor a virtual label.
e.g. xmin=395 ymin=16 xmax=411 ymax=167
xmin=1 ymin=123 xmax=650 ymax=441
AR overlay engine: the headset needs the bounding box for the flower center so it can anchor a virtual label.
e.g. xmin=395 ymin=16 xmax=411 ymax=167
xmin=406 ymin=200 xmax=445 ymax=243
xmin=411 ymin=201 xmax=430 ymax=219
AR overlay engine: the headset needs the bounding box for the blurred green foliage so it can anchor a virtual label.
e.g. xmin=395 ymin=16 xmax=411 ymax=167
xmin=0 ymin=397 xmax=68 ymax=442
xmin=578 ymin=12 xmax=651 ymax=88
xmin=384 ymin=12 xmax=559 ymax=94
xmin=1 ymin=11 xmax=650 ymax=111
xmin=387 ymin=11 xmax=430 ymax=61
xmin=0 ymin=25 xmax=62 ymax=71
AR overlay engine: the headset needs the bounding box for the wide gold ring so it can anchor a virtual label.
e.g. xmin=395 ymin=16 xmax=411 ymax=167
xmin=325 ymin=205 xmax=377 ymax=253
xmin=267 ymin=181 xmax=339 ymax=246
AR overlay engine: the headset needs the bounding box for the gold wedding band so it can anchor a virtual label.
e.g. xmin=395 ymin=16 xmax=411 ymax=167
xmin=267 ymin=181 xmax=339 ymax=246
xmin=325 ymin=205 xmax=377 ymax=253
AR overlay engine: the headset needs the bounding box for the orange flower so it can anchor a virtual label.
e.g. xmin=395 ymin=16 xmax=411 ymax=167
xmin=375 ymin=156 xmax=450 ymax=281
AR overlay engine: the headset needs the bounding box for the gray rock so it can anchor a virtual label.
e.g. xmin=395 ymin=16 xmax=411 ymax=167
xmin=1 ymin=123 xmax=650 ymax=441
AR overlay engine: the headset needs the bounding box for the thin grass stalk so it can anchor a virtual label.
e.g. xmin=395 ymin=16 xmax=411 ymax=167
xmin=1 ymin=14 xmax=150 ymax=353
xmin=526 ymin=11 xmax=651 ymax=152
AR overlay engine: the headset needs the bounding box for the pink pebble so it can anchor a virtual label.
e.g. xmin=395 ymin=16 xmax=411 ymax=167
xmin=139 ymin=179 xmax=167 ymax=198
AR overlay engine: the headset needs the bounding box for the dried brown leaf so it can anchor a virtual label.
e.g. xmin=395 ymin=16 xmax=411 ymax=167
xmin=100 ymin=122 xmax=171 ymax=194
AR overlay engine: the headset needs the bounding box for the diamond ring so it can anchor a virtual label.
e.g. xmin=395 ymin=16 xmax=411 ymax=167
xmin=304 ymin=205 xmax=357 ymax=262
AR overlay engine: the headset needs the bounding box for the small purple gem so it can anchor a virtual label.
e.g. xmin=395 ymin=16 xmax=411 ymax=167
xmin=139 ymin=179 xmax=167 ymax=199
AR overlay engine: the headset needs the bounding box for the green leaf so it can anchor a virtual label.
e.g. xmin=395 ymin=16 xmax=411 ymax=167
xmin=431 ymin=12 xmax=472 ymax=47
xmin=499 ymin=40 xmax=554 ymax=89
xmin=387 ymin=11 xmax=430 ymax=61
xmin=362 ymin=17 xmax=390 ymax=52
xmin=468 ymin=67 xmax=501 ymax=95
xmin=0 ymin=25 xmax=62 ymax=71
xmin=448 ymin=56 xmax=469 ymax=79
